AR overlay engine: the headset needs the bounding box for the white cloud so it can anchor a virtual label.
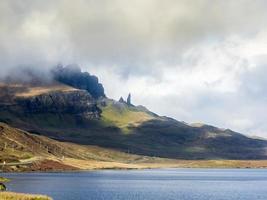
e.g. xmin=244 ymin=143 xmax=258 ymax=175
xmin=1 ymin=0 xmax=267 ymax=136
xmin=89 ymin=33 xmax=267 ymax=137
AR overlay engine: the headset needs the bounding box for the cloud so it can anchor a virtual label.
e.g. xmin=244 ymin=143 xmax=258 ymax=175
xmin=2 ymin=0 xmax=267 ymax=72
xmin=90 ymin=32 xmax=267 ymax=137
xmin=1 ymin=0 xmax=267 ymax=136
xmin=0 ymin=0 xmax=72 ymax=77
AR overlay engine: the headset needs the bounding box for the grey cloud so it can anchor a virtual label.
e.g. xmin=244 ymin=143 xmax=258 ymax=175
xmin=1 ymin=0 xmax=267 ymax=76
xmin=1 ymin=0 xmax=267 ymax=137
xmin=58 ymin=0 xmax=267 ymax=72
xmin=239 ymin=63 xmax=267 ymax=98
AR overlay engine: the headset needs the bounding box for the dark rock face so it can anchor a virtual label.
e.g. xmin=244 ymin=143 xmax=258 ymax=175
xmin=119 ymin=97 xmax=125 ymax=103
xmin=118 ymin=94 xmax=132 ymax=105
xmin=16 ymin=90 xmax=100 ymax=119
xmin=52 ymin=65 xmax=105 ymax=99
xmin=126 ymin=93 xmax=131 ymax=105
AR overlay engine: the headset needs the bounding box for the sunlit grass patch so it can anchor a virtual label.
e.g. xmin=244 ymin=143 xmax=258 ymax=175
xmin=0 ymin=192 xmax=52 ymax=200
xmin=0 ymin=177 xmax=10 ymax=182
xmin=101 ymin=102 xmax=154 ymax=133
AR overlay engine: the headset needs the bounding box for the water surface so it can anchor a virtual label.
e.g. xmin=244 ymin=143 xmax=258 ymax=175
xmin=2 ymin=169 xmax=267 ymax=200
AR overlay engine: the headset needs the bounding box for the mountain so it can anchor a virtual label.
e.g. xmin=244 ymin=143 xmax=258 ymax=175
xmin=0 ymin=65 xmax=267 ymax=160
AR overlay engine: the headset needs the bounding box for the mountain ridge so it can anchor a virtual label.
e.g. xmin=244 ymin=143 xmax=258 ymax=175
xmin=0 ymin=65 xmax=267 ymax=160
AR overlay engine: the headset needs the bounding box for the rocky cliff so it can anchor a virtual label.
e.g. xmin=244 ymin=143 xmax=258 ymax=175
xmin=52 ymin=65 xmax=105 ymax=99
xmin=16 ymin=90 xmax=100 ymax=119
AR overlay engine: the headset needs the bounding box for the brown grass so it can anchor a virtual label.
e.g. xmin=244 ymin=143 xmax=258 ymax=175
xmin=2 ymin=122 xmax=267 ymax=172
xmin=59 ymin=157 xmax=267 ymax=170
xmin=61 ymin=158 xmax=144 ymax=170
xmin=137 ymin=159 xmax=267 ymax=169
xmin=0 ymin=82 xmax=78 ymax=100
xmin=15 ymin=84 xmax=77 ymax=97
xmin=0 ymin=192 xmax=52 ymax=200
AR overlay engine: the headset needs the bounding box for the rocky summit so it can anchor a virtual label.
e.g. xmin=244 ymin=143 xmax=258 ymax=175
xmin=52 ymin=64 xmax=105 ymax=99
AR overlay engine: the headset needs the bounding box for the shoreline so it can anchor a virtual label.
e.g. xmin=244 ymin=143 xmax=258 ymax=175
xmin=2 ymin=167 xmax=267 ymax=175
xmin=2 ymin=159 xmax=267 ymax=173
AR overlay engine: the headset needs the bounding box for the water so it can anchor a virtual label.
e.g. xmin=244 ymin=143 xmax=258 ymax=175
xmin=2 ymin=169 xmax=267 ymax=200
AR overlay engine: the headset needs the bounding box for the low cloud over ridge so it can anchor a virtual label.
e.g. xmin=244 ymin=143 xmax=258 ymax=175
xmin=1 ymin=0 xmax=267 ymax=136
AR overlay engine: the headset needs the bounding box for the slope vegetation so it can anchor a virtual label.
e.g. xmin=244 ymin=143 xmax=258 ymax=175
xmin=0 ymin=122 xmax=159 ymax=171
xmin=100 ymin=99 xmax=155 ymax=133
xmin=0 ymin=192 xmax=51 ymax=200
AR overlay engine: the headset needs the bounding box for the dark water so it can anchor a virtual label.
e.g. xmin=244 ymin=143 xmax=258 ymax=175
xmin=2 ymin=169 xmax=267 ymax=200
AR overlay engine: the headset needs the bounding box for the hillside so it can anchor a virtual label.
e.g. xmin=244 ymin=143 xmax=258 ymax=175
xmin=0 ymin=122 xmax=170 ymax=171
xmin=0 ymin=65 xmax=267 ymax=161
xmin=99 ymin=98 xmax=156 ymax=133
xmin=2 ymin=122 xmax=267 ymax=171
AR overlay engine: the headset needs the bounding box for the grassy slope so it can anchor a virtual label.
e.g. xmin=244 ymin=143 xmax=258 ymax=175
xmin=0 ymin=82 xmax=77 ymax=98
xmin=0 ymin=192 xmax=51 ymax=200
xmin=0 ymin=122 xmax=170 ymax=171
xmin=99 ymin=101 xmax=267 ymax=159
xmin=1 ymin=123 xmax=267 ymax=169
xmin=100 ymin=99 xmax=155 ymax=133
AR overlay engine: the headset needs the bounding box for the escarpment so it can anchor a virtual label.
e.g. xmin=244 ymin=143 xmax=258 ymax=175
xmin=15 ymin=90 xmax=101 ymax=119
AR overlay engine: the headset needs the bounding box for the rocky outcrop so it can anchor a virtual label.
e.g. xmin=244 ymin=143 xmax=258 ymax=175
xmin=16 ymin=90 xmax=100 ymax=119
xmin=52 ymin=65 xmax=105 ymax=99
xmin=126 ymin=93 xmax=132 ymax=105
xmin=118 ymin=94 xmax=132 ymax=106
xmin=119 ymin=97 xmax=125 ymax=103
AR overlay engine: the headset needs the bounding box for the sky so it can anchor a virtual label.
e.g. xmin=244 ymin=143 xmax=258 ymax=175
xmin=1 ymin=0 xmax=267 ymax=137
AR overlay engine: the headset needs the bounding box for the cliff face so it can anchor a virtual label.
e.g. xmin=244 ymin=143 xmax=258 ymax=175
xmin=0 ymin=65 xmax=104 ymax=119
xmin=16 ymin=90 xmax=100 ymax=119
xmin=0 ymin=77 xmax=102 ymax=125
xmin=52 ymin=65 xmax=105 ymax=99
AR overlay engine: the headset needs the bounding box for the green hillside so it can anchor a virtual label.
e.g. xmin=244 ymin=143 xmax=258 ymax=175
xmin=99 ymin=99 xmax=155 ymax=133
